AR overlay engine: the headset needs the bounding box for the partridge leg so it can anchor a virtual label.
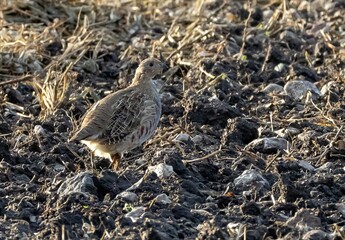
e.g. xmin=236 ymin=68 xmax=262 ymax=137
xmin=110 ymin=153 xmax=121 ymax=171
xmin=90 ymin=151 xmax=95 ymax=170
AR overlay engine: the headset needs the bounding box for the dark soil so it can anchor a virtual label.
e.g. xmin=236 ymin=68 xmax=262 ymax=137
xmin=0 ymin=0 xmax=345 ymax=239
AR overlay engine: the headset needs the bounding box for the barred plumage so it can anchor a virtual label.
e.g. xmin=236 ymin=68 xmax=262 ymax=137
xmin=69 ymin=58 xmax=163 ymax=170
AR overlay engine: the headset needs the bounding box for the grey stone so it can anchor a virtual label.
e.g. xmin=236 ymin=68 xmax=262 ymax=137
xmin=57 ymin=172 xmax=97 ymax=197
xmin=284 ymin=80 xmax=321 ymax=101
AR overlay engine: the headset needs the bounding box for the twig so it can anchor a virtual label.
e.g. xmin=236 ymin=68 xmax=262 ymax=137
xmin=315 ymin=125 xmax=343 ymax=166
xmin=0 ymin=75 xmax=33 ymax=87
xmin=265 ymin=151 xmax=280 ymax=172
xmin=166 ymin=29 xmax=212 ymax=60
xmin=260 ymin=41 xmax=272 ymax=73
xmin=183 ymin=148 xmax=222 ymax=164
xmin=237 ymin=4 xmax=252 ymax=61
xmin=146 ymin=128 xmax=182 ymax=146
xmin=196 ymin=71 xmax=226 ymax=94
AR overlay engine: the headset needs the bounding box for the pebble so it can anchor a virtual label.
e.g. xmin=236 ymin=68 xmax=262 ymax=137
xmin=262 ymin=83 xmax=284 ymax=94
xmin=241 ymin=201 xmax=261 ymax=215
xmin=317 ymin=162 xmax=334 ymax=172
xmin=297 ymin=160 xmax=315 ymax=172
xmin=336 ymin=203 xmax=345 ymax=216
xmin=191 ymin=135 xmax=203 ymax=144
xmin=33 ymin=125 xmax=46 ymax=136
xmin=191 ymin=209 xmax=213 ymax=218
xmin=274 ymin=63 xmax=288 ymax=73
xmin=275 ymin=127 xmax=300 ymax=138
xmin=173 ymin=133 xmax=191 ymax=143
xmin=154 ymin=193 xmax=172 ymax=205
xmin=227 ymin=222 xmax=242 ymax=236
xmin=57 ymin=172 xmax=97 ymax=197
xmin=246 ymin=137 xmax=289 ymax=153
xmin=302 ymin=229 xmax=330 ymax=240
xmin=285 ymin=209 xmax=322 ymax=230
xmin=234 ymin=169 xmax=269 ymax=190
xmin=117 ymin=191 xmax=138 ymax=203
xmin=280 ymin=30 xmax=304 ymax=48
xmin=297 ymin=130 xmax=317 ymax=142
xmin=125 ymin=206 xmax=146 ymax=223
xmin=284 ymin=80 xmax=321 ymax=101
xmin=148 ymin=163 xmax=174 ymax=179
xmin=320 ymin=81 xmax=339 ymax=96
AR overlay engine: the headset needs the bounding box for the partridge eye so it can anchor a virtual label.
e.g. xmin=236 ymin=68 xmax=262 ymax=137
xmin=149 ymin=62 xmax=154 ymax=67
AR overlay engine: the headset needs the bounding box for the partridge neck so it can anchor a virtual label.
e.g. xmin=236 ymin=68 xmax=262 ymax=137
xmin=131 ymin=72 xmax=152 ymax=86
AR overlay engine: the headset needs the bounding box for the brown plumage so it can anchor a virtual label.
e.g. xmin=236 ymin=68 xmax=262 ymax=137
xmin=70 ymin=58 xmax=163 ymax=170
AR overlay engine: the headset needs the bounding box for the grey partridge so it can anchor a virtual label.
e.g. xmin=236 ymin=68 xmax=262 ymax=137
xmin=70 ymin=58 xmax=163 ymax=170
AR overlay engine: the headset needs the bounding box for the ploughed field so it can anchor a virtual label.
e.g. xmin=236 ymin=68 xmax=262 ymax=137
xmin=0 ymin=0 xmax=344 ymax=239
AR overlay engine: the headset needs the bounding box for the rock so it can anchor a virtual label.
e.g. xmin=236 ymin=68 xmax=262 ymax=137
xmin=238 ymin=228 xmax=267 ymax=240
xmin=45 ymin=41 xmax=63 ymax=56
xmin=191 ymin=135 xmax=203 ymax=144
xmin=143 ymin=219 xmax=178 ymax=239
xmin=0 ymin=139 xmax=12 ymax=163
xmin=141 ymin=228 xmax=173 ymax=240
xmin=317 ymin=162 xmax=334 ymax=172
xmin=274 ymin=63 xmax=288 ymax=73
xmin=96 ymin=170 xmax=130 ymax=196
xmin=117 ymin=191 xmax=138 ymax=203
xmin=171 ymin=204 xmax=194 ymax=220
xmin=280 ymin=30 xmax=304 ymax=50
xmin=320 ymin=81 xmax=340 ymax=102
xmin=125 ymin=206 xmax=146 ymax=223
xmin=262 ymin=83 xmax=284 ymax=94
xmin=234 ymin=169 xmax=269 ymax=190
xmin=173 ymin=133 xmax=191 ymax=143
xmin=57 ymin=172 xmax=97 ymax=197
xmin=263 ymin=9 xmax=273 ymax=20
xmin=0 ymin=122 xmax=11 ymax=134
xmin=241 ymin=201 xmax=261 ymax=215
xmin=188 ymin=95 xmax=241 ymax=127
xmin=285 ymin=209 xmax=322 ymax=230
xmin=297 ymin=130 xmax=318 ymax=142
xmin=275 ymin=127 xmax=300 ymax=138
xmin=291 ymin=64 xmax=320 ymax=82
xmin=154 ymin=194 xmax=172 ymax=205
xmin=302 ymin=229 xmax=330 ymax=240
xmin=246 ymin=137 xmax=289 ymax=154
xmin=163 ymin=150 xmax=189 ymax=177
xmin=148 ymin=163 xmax=174 ymax=179
xmin=336 ymin=203 xmax=345 ymax=216
xmin=191 ymin=209 xmax=213 ymax=219
xmin=33 ymin=125 xmax=46 ymax=136
xmin=225 ymin=118 xmax=259 ymax=145
xmin=321 ymin=81 xmax=338 ymax=96
xmin=11 ymin=220 xmax=31 ymax=239
xmin=13 ymin=174 xmax=31 ymax=183
xmin=284 ymin=80 xmax=321 ymax=101
xmin=181 ymin=179 xmax=203 ymax=196
xmin=6 ymin=88 xmax=24 ymax=104
xmin=227 ymin=222 xmax=243 ymax=237
xmin=297 ymin=160 xmax=315 ymax=172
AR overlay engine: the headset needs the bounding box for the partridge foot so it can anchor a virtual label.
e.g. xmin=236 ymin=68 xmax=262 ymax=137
xmin=110 ymin=153 xmax=121 ymax=171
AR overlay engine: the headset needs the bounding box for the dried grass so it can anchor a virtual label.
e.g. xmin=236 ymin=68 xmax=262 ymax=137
xmin=0 ymin=0 xmax=344 ymax=137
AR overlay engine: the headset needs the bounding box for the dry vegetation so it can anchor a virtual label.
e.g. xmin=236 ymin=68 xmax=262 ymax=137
xmin=0 ymin=0 xmax=345 ymax=239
